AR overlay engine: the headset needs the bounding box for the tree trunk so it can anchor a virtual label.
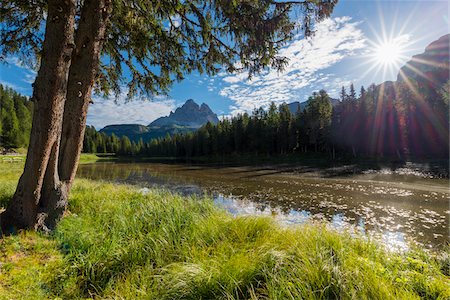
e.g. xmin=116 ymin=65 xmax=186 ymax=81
xmin=1 ymin=0 xmax=76 ymax=233
xmin=38 ymin=138 xmax=69 ymax=231
xmin=36 ymin=0 xmax=111 ymax=231
xmin=59 ymin=0 xmax=111 ymax=187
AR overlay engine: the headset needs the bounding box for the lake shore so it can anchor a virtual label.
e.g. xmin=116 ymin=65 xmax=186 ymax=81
xmin=1 ymin=162 xmax=449 ymax=298
xmin=113 ymin=154 xmax=450 ymax=178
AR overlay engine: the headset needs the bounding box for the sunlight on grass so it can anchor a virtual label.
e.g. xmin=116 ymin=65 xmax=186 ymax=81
xmin=0 ymin=231 xmax=63 ymax=299
xmin=0 ymin=163 xmax=449 ymax=299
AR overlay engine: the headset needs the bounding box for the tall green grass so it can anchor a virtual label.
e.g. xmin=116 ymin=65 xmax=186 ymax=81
xmin=0 ymin=163 xmax=449 ymax=299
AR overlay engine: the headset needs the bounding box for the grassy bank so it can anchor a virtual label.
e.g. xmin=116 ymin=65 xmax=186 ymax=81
xmin=0 ymin=164 xmax=449 ymax=299
xmin=0 ymin=153 xmax=108 ymax=165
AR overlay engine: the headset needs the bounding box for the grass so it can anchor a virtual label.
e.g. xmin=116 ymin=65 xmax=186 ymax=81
xmin=0 ymin=163 xmax=449 ymax=299
xmin=0 ymin=154 xmax=101 ymax=209
xmin=78 ymin=153 xmax=106 ymax=164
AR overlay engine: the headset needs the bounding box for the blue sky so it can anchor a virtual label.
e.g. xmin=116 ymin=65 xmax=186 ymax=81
xmin=0 ymin=0 xmax=448 ymax=129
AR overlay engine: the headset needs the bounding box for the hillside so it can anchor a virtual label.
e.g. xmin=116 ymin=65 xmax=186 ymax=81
xmin=397 ymin=34 xmax=449 ymax=86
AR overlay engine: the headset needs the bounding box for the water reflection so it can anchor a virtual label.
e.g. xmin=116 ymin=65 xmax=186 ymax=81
xmin=77 ymin=162 xmax=449 ymax=251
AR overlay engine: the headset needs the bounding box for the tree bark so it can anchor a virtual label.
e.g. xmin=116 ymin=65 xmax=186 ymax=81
xmin=1 ymin=0 xmax=76 ymax=233
xmin=59 ymin=0 xmax=111 ymax=185
xmin=0 ymin=0 xmax=111 ymax=233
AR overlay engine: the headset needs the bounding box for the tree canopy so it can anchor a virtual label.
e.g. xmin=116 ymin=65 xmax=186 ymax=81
xmin=1 ymin=0 xmax=337 ymax=96
xmin=0 ymin=84 xmax=32 ymax=149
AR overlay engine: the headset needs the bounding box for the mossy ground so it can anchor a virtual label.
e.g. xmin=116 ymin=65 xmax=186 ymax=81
xmin=0 ymin=161 xmax=448 ymax=299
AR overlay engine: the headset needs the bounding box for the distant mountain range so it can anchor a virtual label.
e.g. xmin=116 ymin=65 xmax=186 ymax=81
xmin=100 ymin=99 xmax=219 ymax=142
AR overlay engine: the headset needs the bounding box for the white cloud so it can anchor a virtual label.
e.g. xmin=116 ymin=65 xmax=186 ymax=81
xmin=0 ymin=79 xmax=25 ymax=92
xmin=24 ymin=73 xmax=36 ymax=84
xmin=6 ymin=57 xmax=37 ymax=74
xmin=218 ymin=16 xmax=367 ymax=115
xmin=87 ymin=92 xmax=176 ymax=129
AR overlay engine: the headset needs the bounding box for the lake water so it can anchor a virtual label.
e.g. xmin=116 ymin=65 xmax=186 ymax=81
xmin=77 ymin=161 xmax=449 ymax=251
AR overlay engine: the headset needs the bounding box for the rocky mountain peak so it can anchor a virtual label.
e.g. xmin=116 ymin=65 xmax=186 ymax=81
xmin=200 ymin=103 xmax=213 ymax=112
xmin=182 ymin=99 xmax=200 ymax=109
xmin=150 ymin=99 xmax=219 ymax=128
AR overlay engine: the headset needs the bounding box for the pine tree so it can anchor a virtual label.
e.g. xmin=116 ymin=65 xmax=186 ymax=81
xmin=1 ymin=93 xmax=20 ymax=148
xmin=340 ymin=86 xmax=347 ymax=102
xmin=349 ymin=83 xmax=357 ymax=102
xmin=360 ymin=86 xmax=366 ymax=100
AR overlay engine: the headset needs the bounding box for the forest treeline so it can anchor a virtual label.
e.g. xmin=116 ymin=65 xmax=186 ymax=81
xmin=85 ymin=80 xmax=448 ymax=159
xmin=0 ymin=85 xmax=33 ymax=150
xmin=2 ymin=80 xmax=449 ymax=159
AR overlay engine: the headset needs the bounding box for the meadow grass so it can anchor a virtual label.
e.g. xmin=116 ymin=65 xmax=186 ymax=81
xmin=78 ymin=153 xmax=103 ymax=164
xmin=0 ymin=163 xmax=449 ymax=299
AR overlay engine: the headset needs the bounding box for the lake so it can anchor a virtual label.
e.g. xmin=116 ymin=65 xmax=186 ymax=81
xmin=77 ymin=160 xmax=449 ymax=251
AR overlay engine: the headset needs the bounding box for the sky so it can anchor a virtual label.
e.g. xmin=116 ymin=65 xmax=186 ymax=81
xmin=0 ymin=0 xmax=449 ymax=129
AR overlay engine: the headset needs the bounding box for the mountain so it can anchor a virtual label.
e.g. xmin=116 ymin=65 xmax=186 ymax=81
xmin=100 ymin=124 xmax=150 ymax=141
xmin=374 ymin=34 xmax=449 ymax=102
xmin=397 ymin=34 xmax=449 ymax=86
xmin=101 ymin=124 xmax=148 ymax=136
xmin=100 ymin=100 xmax=219 ymax=142
xmin=150 ymin=99 xmax=219 ymax=128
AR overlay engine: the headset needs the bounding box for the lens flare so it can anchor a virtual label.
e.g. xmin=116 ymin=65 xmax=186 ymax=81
xmin=374 ymin=40 xmax=403 ymax=66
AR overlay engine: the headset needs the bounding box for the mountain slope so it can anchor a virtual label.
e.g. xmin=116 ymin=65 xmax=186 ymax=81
xmin=100 ymin=124 xmax=150 ymax=141
xmin=397 ymin=34 xmax=449 ymax=86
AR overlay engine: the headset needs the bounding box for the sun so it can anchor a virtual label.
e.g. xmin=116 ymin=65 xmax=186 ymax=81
xmin=369 ymin=35 xmax=410 ymax=69
xmin=374 ymin=40 xmax=403 ymax=66
xmin=359 ymin=34 xmax=412 ymax=80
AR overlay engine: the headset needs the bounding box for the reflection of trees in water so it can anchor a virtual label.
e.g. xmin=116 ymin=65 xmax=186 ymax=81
xmin=79 ymin=163 xmax=162 ymax=182
xmin=78 ymin=163 xmax=202 ymax=190
xmin=78 ymin=163 xmax=131 ymax=179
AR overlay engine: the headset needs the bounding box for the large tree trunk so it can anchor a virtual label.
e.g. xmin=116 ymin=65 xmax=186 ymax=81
xmin=1 ymin=0 xmax=76 ymax=233
xmin=59 ymin=0 xmax=111 ymax=185
xmin=1 ymin=0 xmax=111 ymax=233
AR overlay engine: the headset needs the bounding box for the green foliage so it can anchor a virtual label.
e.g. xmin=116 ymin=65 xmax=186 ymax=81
xmin=0 ymin=84 xmax=32 ymax=149
xmin=1 ymin=0 xmax=337 ymax=97
xmin=0 ymin=0 xmax=46 ymax=69
xmin=0 ymin=163 xmax=449 ymax=299
xmin=83 ymin=125 xmax=120 ymax=154
xmin=303 ymin=90 xmax=332 ymax=151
